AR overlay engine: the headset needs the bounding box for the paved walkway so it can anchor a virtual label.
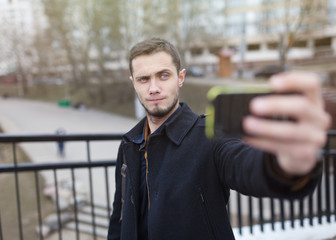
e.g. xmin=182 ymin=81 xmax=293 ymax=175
xmin=0 ymin=97 xmax=137 ymax=135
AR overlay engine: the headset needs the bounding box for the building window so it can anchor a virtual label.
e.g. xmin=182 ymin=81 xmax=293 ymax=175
xmin=314 ymin=37 xmax=332 ymax=48
xmin=247 ymin=44 xmax=260 ymax=50
xmin=292 ymin=40 xmax=307 ymax=48
xmin=226 ymin=0 xmax=245 ymax=8
xmin=190 ymin=47 xmax=203 ymax=56
xmin=267 ymin=42 xmax=278 ymax=49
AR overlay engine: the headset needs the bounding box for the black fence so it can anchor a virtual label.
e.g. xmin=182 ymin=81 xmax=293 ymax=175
xmin=0 ymin=131 xmax=335 ymax=240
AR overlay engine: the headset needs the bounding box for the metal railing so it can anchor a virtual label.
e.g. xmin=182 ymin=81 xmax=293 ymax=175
xmin=229 ymin=130 xmax=336 ymax=235
xmin=0 ymin=134 xmax=122 ymax=240
xmin=0 ymin=131 xmax=335 ymax=240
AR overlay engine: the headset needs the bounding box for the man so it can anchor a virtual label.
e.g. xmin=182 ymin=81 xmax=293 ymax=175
xmin=108 ymin=38 xmax=331 ymax=240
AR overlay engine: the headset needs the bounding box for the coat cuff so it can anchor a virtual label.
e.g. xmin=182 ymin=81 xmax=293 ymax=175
xmin=264 ymin=154 xmax=323 ymax=194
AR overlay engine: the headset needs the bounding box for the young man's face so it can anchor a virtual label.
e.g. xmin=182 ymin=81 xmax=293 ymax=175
xmin=130 ymin=51 xmax=185 ymax=118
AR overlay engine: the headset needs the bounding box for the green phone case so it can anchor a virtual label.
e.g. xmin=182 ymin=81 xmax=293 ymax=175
xmin=205 ymin=85 xmax=272 ymax=139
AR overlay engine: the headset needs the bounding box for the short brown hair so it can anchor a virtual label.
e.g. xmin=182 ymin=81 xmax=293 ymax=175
xmin=129 ymin=38 xmax=181 ymax=75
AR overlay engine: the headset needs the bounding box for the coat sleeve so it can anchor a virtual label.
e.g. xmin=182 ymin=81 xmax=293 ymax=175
xmin=213 ymin=138 xmax=322 ymax=199
xmin=107 ymin=143 xmax=123 ymax=240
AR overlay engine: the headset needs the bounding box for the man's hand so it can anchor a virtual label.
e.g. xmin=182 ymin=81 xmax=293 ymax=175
xmin=243 ymin=71 xmax=331 ymax=176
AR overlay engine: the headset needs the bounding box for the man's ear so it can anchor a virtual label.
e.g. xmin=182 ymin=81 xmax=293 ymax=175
xmin=178 ymin=69 xmax=186 ymax=87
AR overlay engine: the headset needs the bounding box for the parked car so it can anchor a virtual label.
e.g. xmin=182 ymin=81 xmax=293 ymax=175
xmin=48 ymin=78 xmax=64 ymax=85
xmin=186 ymin=66 xmax=204 ymax=77
xmin=255 ymin=65 xmax=289 ymax=78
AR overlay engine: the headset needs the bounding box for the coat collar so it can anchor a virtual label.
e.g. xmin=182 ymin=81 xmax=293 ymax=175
xmin=123 ymin=103 xmax=199 ymax=146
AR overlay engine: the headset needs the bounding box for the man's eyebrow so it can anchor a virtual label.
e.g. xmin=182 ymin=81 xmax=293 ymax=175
xmin=135 ymin=75 xmax=149 ymax=80
xmin=135 ymin=69 xmax=172 ymax=80
xmin=156 ymin=68 xmax=172 ymax=75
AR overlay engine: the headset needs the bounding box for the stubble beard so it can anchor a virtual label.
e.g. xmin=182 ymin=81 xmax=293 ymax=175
xmin=142 ymin=95 xmax=179 ymax=118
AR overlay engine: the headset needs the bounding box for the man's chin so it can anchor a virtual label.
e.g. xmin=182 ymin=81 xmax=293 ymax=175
xmin=142 ymin=98 xmax=178 ymax=118
xmin=147 ymin=107 xmax=170 ymax=118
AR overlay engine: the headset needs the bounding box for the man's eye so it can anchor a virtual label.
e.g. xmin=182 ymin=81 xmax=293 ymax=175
xmin=161 ymin=73 xmax=169 ymax=79
xmin=138 ymin=77 xmax=148 ymax=82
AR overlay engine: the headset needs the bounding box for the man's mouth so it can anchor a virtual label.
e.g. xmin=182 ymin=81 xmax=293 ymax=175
xmin=148 ymin=98 xmax=164 ymax=103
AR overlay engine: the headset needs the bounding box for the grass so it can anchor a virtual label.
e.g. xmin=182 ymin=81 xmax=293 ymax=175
xmin=180 ymin=82 xmax=212 ymax=115
xmin=0 ymin=140 xmax=55 ymax=239
xmin=0 ymin=82 xmax=136 ymax=118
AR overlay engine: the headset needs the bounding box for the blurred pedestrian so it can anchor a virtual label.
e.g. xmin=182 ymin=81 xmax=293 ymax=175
xmin=55 ymin=127 xmax=66 ymax=158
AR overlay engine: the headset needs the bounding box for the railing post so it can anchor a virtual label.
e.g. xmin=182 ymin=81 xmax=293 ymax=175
xmin=258 ymin=198 xmax=264 ymax=232
xmin=53 ymin=169 xmax=62 ymax=240
xmin=0 ymin=210 xmax=3 ymax=240
xmin=308 ymin=193 xmax=314 ymax=226
xmin=105 ymin=166 xmax=112 ymax=218
xmin=34 ymin=171 xmax=44 ymax=240
xmin=71 ymin=168 xmax=80 ymax=240
xmin=324 ymin=138 xmax=331 ymax=223
xmin=317 ymin=173 xmax=323 ymax=224
xmin=86 ymin=140 xmax=97 ymax=240
xmin=289 ymin=200 xmax=294 ymax=228
xmin=12 ymin=143 xmax=23 ymax=240
xmin=279 ymin=199 xmax=285 ymax=230
xmin=299 ymin=198 xmax=304 ymax=227
xmin=270 ymin=198 xmax=275 ymax=231
xmin=248 ymin=196 xmax=253 ymax=234
xmin=237 ymin=193 xmax=242 ymax=235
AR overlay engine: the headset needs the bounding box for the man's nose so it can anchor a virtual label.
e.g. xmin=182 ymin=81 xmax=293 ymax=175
xmin=149 ymin=79 xmax=160 ymax=94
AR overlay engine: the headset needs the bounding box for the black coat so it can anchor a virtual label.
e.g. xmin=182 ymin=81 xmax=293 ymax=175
xmin=108 ymin=103 xmax=320 ymax=240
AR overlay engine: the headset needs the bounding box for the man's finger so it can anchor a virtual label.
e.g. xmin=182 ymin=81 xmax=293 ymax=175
xmin=243 ymin=116 xmax=327 ymax=146
xmin=270 ymin=71 xmax=323 ymax=107
xmin=249 ymin=95 xmax=330 ymax=129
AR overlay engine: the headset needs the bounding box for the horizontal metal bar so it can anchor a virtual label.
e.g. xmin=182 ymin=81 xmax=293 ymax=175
xmin=0 ymin=133 xmax=123 ymax=142
xmin=323 ymin=149 xmax=336 ymax=155
xmin=0 ymin=131 xmax=334 ymax=143
xmin=327 ymin=130 xmax=336 ymax=136
xmin=0 ymin=160 xmax=116 ymax=173
xmin=1 ymin=151 xmax=333 ymax=173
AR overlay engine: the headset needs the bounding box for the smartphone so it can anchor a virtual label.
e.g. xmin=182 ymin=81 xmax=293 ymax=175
xmin=205 ymin=85 xmax=292 ymax=139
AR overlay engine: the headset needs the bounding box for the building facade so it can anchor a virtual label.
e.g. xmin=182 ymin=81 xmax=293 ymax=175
xmin=1 ymin=0 xmax=335 ymax=82
xmin=186 ymin=0 xmax=336 ymax=79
